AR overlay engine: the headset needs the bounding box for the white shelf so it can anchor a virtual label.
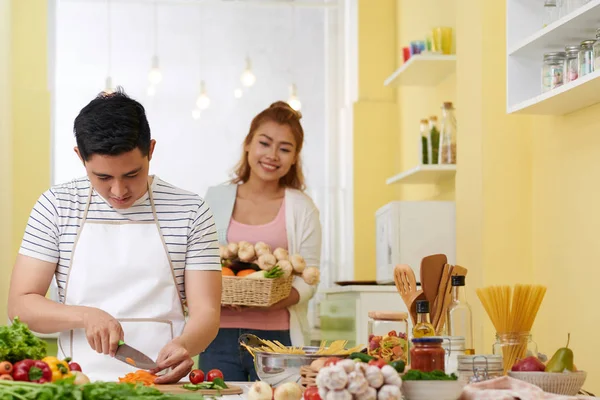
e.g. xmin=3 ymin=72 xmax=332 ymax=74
xmin=508 ymin=0 xmax=600 ymax=57
xmin=386 ymin=165 xmax=456 ymax=185
xmin=384 ymin=54 xmax=457 ymax=87
xmin=509 ymin=69 xmax=600 ymax=115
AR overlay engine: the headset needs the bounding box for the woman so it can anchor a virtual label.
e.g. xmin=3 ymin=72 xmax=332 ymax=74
xmin=202 ymin=101 xmax=322 ymax=381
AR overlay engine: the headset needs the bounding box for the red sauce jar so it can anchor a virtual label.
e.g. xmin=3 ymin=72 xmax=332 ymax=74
xmin=410 ymin=337 xmax=446 ymax=373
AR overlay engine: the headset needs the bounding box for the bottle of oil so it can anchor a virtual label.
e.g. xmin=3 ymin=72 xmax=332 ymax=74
xmin=447 ymin=275 xmax=475 ymax=355
xmin=412 ymin=300 xmax=436 ymax=338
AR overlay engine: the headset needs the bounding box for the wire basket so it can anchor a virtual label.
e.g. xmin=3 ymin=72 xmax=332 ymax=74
xmin=508 ymin=371 xmax=587 ymax=396
xmin=299 ymin=365 xmax=317 ymax=389
xmin=221 ymin=275 xmax=293 ymax=307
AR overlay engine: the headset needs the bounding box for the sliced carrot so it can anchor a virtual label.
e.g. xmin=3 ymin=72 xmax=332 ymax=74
xmin=118 ymin=370 xmax=157 ymax=386
xmin=125 ymin=357 xmax=137 ymax=367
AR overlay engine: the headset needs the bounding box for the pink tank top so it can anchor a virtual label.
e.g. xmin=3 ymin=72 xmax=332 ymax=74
xmin=220 ymin=199 xmax=290 ymax=330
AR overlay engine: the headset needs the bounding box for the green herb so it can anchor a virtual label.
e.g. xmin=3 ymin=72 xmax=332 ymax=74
xmin=0 ymin=380 xmax=200 ymax=399
xmin=265 ymin=266 xmax=284 ymax=279
xmin=183 ymin=378 xmax=227 ymax=391
xmin=401 ymin=369 xmax=458 ymax=381
xmin=0 ymin=317 xmax=47 ymax=363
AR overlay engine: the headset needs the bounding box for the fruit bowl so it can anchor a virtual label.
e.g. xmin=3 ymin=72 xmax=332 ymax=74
xmin=508 ymin=371 xmax=587 ymax=396
xmin=401 ymin=380 xmax=464 ymax=400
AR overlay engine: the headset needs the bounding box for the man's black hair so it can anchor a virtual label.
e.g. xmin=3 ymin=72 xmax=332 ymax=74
xmin=74 ymin=87 xmax=151 ymax=161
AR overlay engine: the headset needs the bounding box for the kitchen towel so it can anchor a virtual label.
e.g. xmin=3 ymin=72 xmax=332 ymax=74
xmin=459 ymin=376 xmax=578 ymax=400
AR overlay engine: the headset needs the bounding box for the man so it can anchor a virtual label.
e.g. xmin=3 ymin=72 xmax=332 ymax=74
xmin=7 ymin=89 xmax=222 ymax=383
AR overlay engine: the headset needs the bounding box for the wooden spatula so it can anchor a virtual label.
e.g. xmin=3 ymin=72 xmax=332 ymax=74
xmin=393 ymin=264 xmax=418 ymax=308
xmin=420 ymin=254 xmax=448 ymax=307
xmin=435 ymin=264 xmax=469 ymax=334
xmin=431 ymin=263 xmax=453 ymax=329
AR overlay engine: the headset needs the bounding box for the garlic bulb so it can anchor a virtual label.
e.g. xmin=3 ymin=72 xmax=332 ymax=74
xmin=219 ymin=245 xmax=229 ymax=259
xmin=302 ymin=266 xmax=320 ymax=285
xmin=227 ymin=242 xmax=239 ymax=258
xmin=325 ymin=390 xmax=352 ymax=400
xmin=277 ymin=260 xmax=293 ymax=278
xmin=365 ymin=365 xmax=384 ymax=389
xmin=337 ymin=359 xmax=356 ymax=374
xmin=238 ymin=241 xmax=256 ymax=262
xmin=290 ymin=254 xmax=306 ymax=273
xmin=346 ymin=371 xmax=369 ymax=395
xmin=380 ymin=365 xmax=402 ymax=386
xmin=273 ymin=247 xmax=289 ymax=261
xmin=355 ymin=387 xmax=376 ymax=400
xmin=376 ymin=385 xmax=402 ymax=400
xmin=258 ymin=253 xmax=277 ymax=271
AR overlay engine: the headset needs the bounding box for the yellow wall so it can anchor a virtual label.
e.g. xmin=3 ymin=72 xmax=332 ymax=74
xmin=0 ymin=0 xmax=51 ymax=325
xmin=353 ymin=0 xmax=398 ymax=280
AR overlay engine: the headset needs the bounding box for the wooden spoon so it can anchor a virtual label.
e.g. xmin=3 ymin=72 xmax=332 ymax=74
xmin=431 ymin=263 xmax=453 ymax=329
xmin=420 ymin=254 xmax=448 ymax=307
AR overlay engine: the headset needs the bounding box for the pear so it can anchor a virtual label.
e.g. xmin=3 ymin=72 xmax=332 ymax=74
xmin=545 ymin=333 xmax=575 ymax=373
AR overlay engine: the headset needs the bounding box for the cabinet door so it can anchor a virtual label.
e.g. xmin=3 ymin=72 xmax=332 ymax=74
xmin=319 ymin=295 xmax=357 ymax=347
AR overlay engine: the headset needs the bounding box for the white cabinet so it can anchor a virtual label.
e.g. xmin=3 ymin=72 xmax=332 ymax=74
xmin=318 ymin=286 xmax=410 ymax=347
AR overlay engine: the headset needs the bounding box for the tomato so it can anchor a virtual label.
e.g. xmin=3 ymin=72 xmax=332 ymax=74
xmin=323 ymin=357 xmax=342 ymax=366
xmin=303 ymin=386 xmax=321 ymax=400
xmin=0 ymin=361 xmax=12 ymax=375
xmin=368 ymin=359 xmax=388 ymax=368
xmin=68 ymin=362 xmax=82 ymax=372
xmin=189 ymin=369 xmax=205 ymax=384
xmin=387 ymin=330 xmax=397 ymax=337
xmin=206 ymin=369 xmax=224 ymax=382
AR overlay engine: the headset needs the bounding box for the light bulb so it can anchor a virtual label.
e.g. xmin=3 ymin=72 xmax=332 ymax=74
xmin=234 ymin=88 xmax=243 ymax=99
xmin=147 ymin=85 xmax=156 ymax=97
xmin=287 ymin=83 xmax=301 ymax=111
xmin=148 ymin=55 xmax=162 ymax=85
xmin=240 ymin=57 xmax=256 ymax=87
xmin=195 ymin=80 xmax=210 ymax=110
xmin=104 ymin=76 xmax=114 ymax=94
xmin=192 ymin=109 xmax=201 ymax=120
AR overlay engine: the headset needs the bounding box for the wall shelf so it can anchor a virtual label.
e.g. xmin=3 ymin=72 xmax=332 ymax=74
xmin=507 ymin=0 xmax=600 ymax=115
xmin=384 ymin=54 xmax=457 ymax=87
xmin=386 ymin=165 xmax=456 ymax=185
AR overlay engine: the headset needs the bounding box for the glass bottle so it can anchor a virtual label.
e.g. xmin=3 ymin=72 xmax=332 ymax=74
xmin=412 ymin=300 xmax=436 ymax=338
xmin=439 ymin=102 xmax=457 ymax=165
xmin=578 ymin=40 xmax=595 ymax=77
xmin=543 ymin=0 xmax=558 ymax=28
xmin=428 ymin=116 xmax=440 ymax=165
xmin=565 ymin=46 xmax=580 ymax=83
xmin=593 ymin=29 xmax=600 ymax=71
xmin=446 ymin=275 xmax=474 ymax=355
xmin=419 ymin=119 xmax=429 ymax=164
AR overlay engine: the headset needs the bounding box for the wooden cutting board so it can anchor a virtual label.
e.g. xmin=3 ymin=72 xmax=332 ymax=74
xmin=155 ymin=383 xmax=244 ymax=395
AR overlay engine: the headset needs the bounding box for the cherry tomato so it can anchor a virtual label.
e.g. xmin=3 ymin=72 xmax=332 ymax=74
xmin=368 ymin=359 xmax=388 ymax=368
xmin=189 ymin=369 xmax=205 ymax=384
xmin=0 ymin=361 xmax=12 ymax=375
xmin=206 ymin=369 xmax=224 ymax=382
xmin=303 ymin=386 xmax=321 ymax=400
xmin=387 ymin=330 xmax=397 ymax=337
xmin=323 ymin=357 xmax=343 ymax=366
xmin=68 ymin=362 xmax=82 ymax=372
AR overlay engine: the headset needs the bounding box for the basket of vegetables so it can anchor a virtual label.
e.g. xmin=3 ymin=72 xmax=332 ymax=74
xmin=220 ymin=241 xmax=320 ymax=307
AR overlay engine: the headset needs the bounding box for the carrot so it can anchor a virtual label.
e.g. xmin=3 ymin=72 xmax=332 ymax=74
xmin=118 ymin=370 xmax=157 ymax=386
xmin=125 ymin=357 xmax=137 ymax=367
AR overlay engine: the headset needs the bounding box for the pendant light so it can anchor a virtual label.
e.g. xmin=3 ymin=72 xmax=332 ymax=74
xmin=147 ymin=1 xmax=162 ymax=95
xmin=240 ymin=57 xmax=256 ymax=88
xmin=234 ymin=88 xmax=243 ymax=99
xmin=103 ymin=0 xmax=114 ymax=94
xmin=196 ymin=80 xmax=210 ymax=110
xmin=287 ymin=83 xmax=301 ymax=111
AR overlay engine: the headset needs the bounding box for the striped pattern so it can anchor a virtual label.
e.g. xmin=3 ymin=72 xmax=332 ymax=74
xmin=19 ymin=176 xmax=220 ymax=302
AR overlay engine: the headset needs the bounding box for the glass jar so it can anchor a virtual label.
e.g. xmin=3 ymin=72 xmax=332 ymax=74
xmin=593 ymin=29 xmax=600 ymax=70
xmin=565 ymin=45 xmax=580 ymax=83
xmin=439 ymin=102 xmax=457 ymax=165
xmin=492 ymin=332 xmax=538 ymax=373
xmin=578 ymin=40 xmax=595 ymax=77
xmin=367 ymin=311 xmax=409 ymax=364
xmin=410 ymin=337 xmax=445 ymax=373
xmin=440 ymin=336 xmax=466 ymax=375
xmin=541 ymin=52 xmax=566 ymax=92
xmin=457 ymin=355 xmax=503 ymax=386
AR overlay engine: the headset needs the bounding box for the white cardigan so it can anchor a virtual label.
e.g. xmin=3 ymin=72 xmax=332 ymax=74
xmin=204 ymin=184 xmax=322 ymax=346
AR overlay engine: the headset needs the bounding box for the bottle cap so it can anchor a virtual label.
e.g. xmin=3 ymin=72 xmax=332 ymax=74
xmin=416 ymin=300 xmax=430 ymax=314
xmin=451 ymin=275 xmax=466 ymax=286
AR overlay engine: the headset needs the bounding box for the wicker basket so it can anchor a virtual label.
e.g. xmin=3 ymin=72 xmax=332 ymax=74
xmin=221 ymin=275 xmax=293 ymax=307
xmin=508 ymin=371 xmax=587 ymax=396
xmin=300 ymin=365 xmax=317 ymax=389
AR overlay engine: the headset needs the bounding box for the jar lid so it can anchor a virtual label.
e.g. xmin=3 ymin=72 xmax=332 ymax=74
xmin=368 ymin=311 xmax=409 ymax=321
xmin=416 ymin=300 xmax=430 ymax=314
xmin=581 ymin=40 xmax=595 ymax=47
xmin=412 ymin=337 xmax=443 ymax=344
xmin=457 ymin=354 xmax=503 ymax=367
xmin=544 ymin=51 xmax=566 ymax=58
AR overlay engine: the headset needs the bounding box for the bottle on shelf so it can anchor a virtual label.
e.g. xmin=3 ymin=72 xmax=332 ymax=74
xmin=439 ymin=102 xmax=457 ymax=165
xmin=446 ymin=275 xmax=474 ymax=355
xmin=428 ymin=116 xmax=440 ymax=165
xmin=412 ymin=300 xmax=436 ymax=338
xmin=419 ymin=119 xmax=429 ymax=164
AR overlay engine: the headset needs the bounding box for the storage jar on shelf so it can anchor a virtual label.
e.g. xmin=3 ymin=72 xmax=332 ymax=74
xmin=578 ymin=40 xmax=595 ymax=78
xmin=593 ymin=29 xmax=600 ymax=71
xmin=438 ymin=102 xmax=456 ymax=165
xmin=565 ymin=46 xmax=579 ymax=83
xmin=541 ymin=52 xmax=565 ymax=92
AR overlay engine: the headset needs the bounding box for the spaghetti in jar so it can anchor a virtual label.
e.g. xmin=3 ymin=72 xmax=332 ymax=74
xmin=410 ymin=337 xmax=445 ymax=373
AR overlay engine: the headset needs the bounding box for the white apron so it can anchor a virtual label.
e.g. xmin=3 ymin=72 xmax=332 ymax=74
xmin=58 ymin=183 xmax=186 ymax=382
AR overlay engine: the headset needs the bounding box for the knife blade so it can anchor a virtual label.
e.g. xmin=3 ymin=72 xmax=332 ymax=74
xmin=114 ymin=341 xmax=158 ymax=370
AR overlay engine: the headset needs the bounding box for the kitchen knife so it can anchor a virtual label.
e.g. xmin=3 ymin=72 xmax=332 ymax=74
xmin=114 ymin=340 xmax=158 ymax=370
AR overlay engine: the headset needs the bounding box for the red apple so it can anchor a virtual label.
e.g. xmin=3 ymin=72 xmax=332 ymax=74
xmin=512 ymin=356 xmax=546 ymax=372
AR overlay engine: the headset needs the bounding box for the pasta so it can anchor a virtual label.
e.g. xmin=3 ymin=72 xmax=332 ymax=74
xmin=476 ymin=284 xmax=546 ymax=374
xmin=241 ymin=338 xmax=365 ymax=359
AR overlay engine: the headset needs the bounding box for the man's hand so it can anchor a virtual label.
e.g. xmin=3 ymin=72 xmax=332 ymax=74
xmin=151 ymin=338 xmax=194 ymax=384
xmin=82 ymin=308 xmax=124 ymax=357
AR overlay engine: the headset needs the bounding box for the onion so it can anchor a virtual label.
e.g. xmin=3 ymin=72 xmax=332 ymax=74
xmin=248 ymin=381 xmax=273 ymax=400
xmin=273 ymin=382 xmax=302 ymax=400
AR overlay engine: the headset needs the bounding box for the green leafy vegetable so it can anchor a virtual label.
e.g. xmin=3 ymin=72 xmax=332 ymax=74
xmin=183 ymin=378 xmax=228 ymax=391
xmin=0 ymin=317 xmax=47 ymax=364
xmin=264 ymin=266 xmax=283 ymax=279
xmin=0 ymin=379 xmax=200 ymax=399
xmin=401 ymin=369 xmax=458 ymax=381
